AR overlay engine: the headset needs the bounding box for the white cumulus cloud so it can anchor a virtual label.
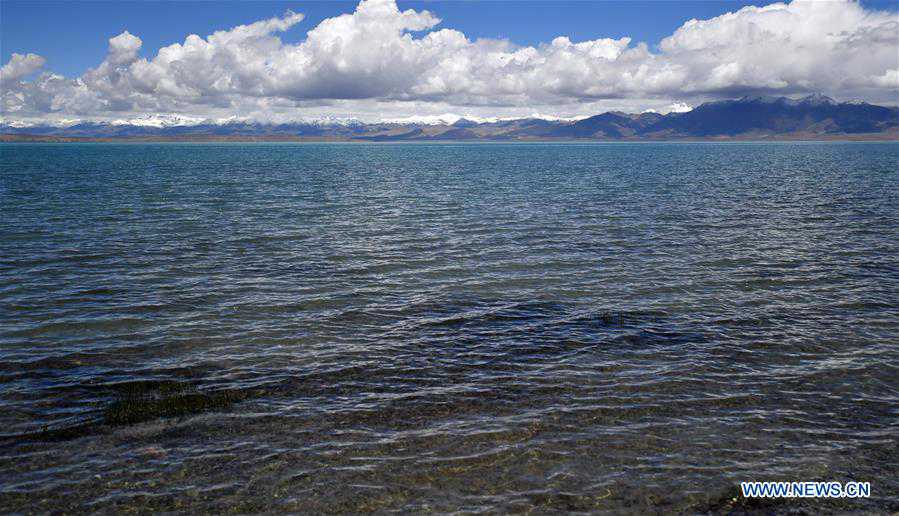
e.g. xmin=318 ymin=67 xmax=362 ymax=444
xmin=0 ymin=53 xmax=46 ymax=84
xmin=2 ymin=0 xmax=897 ymax=122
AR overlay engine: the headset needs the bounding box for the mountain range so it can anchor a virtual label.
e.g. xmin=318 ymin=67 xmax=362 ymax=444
xmin=2 ymin=95 xmax=897 ymax=141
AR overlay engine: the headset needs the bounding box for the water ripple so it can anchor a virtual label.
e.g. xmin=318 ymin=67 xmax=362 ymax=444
xmin=0 ymin=142 xmax=897 ymax=512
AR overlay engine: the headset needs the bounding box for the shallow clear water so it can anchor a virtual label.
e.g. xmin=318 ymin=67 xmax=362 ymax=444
xmin=1 ymin=142 xmax=897 ymax=512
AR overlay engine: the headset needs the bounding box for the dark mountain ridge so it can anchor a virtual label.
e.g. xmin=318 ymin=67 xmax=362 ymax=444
xmin=3 ymin=95 xmax=897 ymax=141
xmin=643 ymin=95 xmax=898 ymax=136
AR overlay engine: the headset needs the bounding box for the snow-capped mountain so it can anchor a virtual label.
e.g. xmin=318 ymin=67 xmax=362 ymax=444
xmin=108 ymin=114 xmax=207 ymax=128
xmin=383 ymin=114 xmax=497 ymax=125
xmin=2 ymin=95 xmax=897 ymax=140
xmin=383 ymin=113 xmax=590 ymax=125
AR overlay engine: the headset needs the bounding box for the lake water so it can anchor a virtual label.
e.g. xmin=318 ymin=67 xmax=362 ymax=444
xmin=1 ymin=142 xmax=897 ymax=512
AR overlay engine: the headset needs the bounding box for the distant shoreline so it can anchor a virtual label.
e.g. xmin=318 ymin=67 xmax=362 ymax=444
xmin=3 ymin=133 xmax=898 ymax=143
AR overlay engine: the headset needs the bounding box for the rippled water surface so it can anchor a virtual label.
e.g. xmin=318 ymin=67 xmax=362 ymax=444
xmin=1 ymin=142 xmax=897 ymax=513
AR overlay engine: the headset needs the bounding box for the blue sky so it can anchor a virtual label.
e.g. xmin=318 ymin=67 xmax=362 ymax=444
xmin=2 ymin=0 xmax=898 ymax=122
xmin=5 ymin=0 xmax=896 ymax=78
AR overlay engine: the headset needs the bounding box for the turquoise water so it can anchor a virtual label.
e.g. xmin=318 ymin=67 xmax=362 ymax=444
xmin=1 ymin=142 xmax=897 ymax=512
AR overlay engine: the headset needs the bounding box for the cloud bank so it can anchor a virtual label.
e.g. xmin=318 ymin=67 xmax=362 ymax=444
xmin=2 ymin=0 xmax=897 ymax=122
